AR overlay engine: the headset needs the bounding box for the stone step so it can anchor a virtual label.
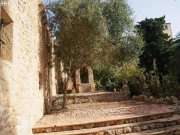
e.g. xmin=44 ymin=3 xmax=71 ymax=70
xmin=127 ymin=125 xmax=180 ymax=135
xmin=33 ymin=115 xmax=180 ymax=135
xmin=32 ymin=110 xmax=174 ymax=134
xmin=52 ymin=92 xmax=129 ymax=108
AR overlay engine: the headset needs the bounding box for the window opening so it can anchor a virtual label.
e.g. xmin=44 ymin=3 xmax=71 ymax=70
xmin=0 ymin=19 xmax=5 ymax=57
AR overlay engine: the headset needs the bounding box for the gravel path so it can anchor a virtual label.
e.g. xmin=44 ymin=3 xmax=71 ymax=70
xmin=35 ymin=101 xmax=173 ymax=127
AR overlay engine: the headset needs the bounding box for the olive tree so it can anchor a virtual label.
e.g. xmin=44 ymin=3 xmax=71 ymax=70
xmin=47 ymin=0 xmax=141 ymax=109
xmin=49 ymin=0 xmax=107 ymax=109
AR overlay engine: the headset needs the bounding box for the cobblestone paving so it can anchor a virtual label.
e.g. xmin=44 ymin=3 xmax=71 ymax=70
xmin=35 ymin=101 xmax=173 ymax=127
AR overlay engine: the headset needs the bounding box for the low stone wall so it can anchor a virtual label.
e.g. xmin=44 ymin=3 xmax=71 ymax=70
xmin=133 ymin=95 xmax=180 ymax=105
xmin=52 ymin=91 xmax=129 ymax=108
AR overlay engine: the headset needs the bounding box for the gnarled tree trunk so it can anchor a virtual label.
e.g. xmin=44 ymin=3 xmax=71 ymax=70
xmin=62 ymin=72 xmax=71 ymax=109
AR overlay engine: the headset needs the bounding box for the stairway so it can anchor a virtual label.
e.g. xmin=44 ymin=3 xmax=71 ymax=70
xmin=32 ymin=94 xmax=180 ymax=135
xmin=32 ymin=113 xmax=180 ymax=135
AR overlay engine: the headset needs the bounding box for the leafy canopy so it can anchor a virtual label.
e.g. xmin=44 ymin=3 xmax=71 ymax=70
xmin=49 ymin=0 xmax=140 ymax=72
xmin=98 ymin=0 xmax=142 ymax=67
xmin=102 ymin=0 xmax=133 ymax=44
xmin=168 ymin=32 xmax=180 ymax=80
xmin=136 ymin=16 xmax=172 ymax=76
xmin=51 ymin=0 xmax=107 ymax=73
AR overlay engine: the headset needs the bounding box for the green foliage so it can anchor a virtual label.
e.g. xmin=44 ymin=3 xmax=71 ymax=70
xmin=48 ymin=0 xmax=140 ymax=71
xmin=49 ymin=0 xmax=175 ymax=99
xmin=50 ymin=0 xmax=107 ymax=73
xmin=117 ymin=60 xmax=145 ymax=96
xmin=136 ymin=16 xmax=173 ymax=85
xmin=168 ymin=32 xmax=180 ymax=81
xmin=94 ymin=60 xmax=145 ymax=94
xmin=161 ymin=75 xmax=180 ymax=97
xmin=48 ymin=0 xmax=108 ymax=109
xmin=100 ymin=0 xmax=143 ymax=66
xmin=102 ymin=0 xmax=133 ymax=44
xmin=94 ymin=67 xmax=120 ymax=91
xmin=111 ymin=33 xmax=143 ymax=65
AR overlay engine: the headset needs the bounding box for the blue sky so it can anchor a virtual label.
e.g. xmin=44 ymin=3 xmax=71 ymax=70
xmin=128 ymin=0 xmax=180 ymax=37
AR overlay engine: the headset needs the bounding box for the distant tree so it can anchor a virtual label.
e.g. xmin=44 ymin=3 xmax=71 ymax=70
xmin=102 ymin=0 xmax=133 ymax=44
xmin=136 ymin=16 xmax=173 ymax=85
xmin=100 ymin=0 xmax=142 ymax=66
xmin=169 ymin=32 xmax=180 ymax=82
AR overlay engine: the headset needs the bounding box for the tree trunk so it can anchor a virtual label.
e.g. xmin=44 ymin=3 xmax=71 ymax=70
xmin=62 ymin=72 xmax=71 ymax=109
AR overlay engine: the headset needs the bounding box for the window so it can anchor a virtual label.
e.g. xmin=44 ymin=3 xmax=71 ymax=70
xmin=80 ymin=67 xmax=89 ymax=83
xmin=0 ymin=7 xmax=13 ymax=61
xmin=164 ymin=25 xmax=168 ymax=30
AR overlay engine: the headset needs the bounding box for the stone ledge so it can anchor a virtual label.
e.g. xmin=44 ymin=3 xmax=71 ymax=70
xmin=128 ymin=125 xmax=180 ymax=135
xmin=34 ymin=125 xmax=180 ymax=135
xmin=32 ymin=110 xmax=174 ymax=134
xmin=52 ymin=91 xmax=129 ymax=107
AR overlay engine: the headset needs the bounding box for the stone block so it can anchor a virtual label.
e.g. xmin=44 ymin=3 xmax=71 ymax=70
xmin=132 ymin=126 xmax=141 ymax=132
xmin=141 ymin=125 xmax=148 ymax=131
xmin=104 ymin=130 xmax=116 ymax=135
xmin=123 ymin=127 xmax=132 ymax=133
xmin=148 ymin=124 xmax=155 ymax=130
xmin=116 ymin=129 xmax=123 ymax=134
xmin=175 ymin=131 xmax=180 ymax=135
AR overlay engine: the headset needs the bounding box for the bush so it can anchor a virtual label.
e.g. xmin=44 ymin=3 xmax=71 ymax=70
xmin=94 ymin=61 xmax=145 ymax=93
xmin=94 ymin=61 xmax=179 ymax=98
xmin=161 ymin=75 xmax=180 ymax=97
xmin=94 ymin=68 xmax=120 ymax=91
xmin=128 ymin=75 xmax=144 ymax=96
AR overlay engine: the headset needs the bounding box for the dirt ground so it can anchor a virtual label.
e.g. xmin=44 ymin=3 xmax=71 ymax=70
xmin=34 ymin=101 xmax=173 ymax=127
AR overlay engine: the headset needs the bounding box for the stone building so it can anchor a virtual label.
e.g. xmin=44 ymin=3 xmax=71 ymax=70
xmin=75 ymin=67 xmax=95 ymax=93
xmin=0 ymin=0 xmax=96 ymax=134
xmin=164 ymin=23 xmax=173 ymax=39
xmin=0 ymin=0 xmax=53 ymax=135
xmin=55 ymin=64 xmax=95 ymax=94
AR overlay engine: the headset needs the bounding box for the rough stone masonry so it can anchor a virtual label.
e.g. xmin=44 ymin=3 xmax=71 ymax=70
xmin=0 ymin=0 xmax=50 ymax=135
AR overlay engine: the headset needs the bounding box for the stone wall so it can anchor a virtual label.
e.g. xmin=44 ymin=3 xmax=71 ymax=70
xmin=53 ymin=91 xmax=129 ymax=108
xmin=75 ymin=67 xmax=95 ymax=93
xmin=1 ymin=23 xmax=13 ymax=61
xmin=0 ymin=59 xmax=17 ymax=135
xmin=0 ymin=0 xmax=49 ymax=135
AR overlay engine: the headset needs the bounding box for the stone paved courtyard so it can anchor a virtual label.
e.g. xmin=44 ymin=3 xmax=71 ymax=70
xmin=34 ymin=101 xmax=173 ymax=127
